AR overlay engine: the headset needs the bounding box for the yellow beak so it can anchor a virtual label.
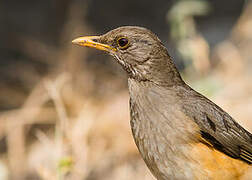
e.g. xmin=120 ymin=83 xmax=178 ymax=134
xmin=72 ymin=36 xmax=117 ymax=52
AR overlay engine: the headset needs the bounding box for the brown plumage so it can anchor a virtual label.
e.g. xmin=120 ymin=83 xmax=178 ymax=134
xmin=72 ymin=26 xmax=252 ymax=180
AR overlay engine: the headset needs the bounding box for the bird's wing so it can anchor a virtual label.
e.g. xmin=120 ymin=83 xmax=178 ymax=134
xmin=182 ymin=91 xmax=252 ymax=164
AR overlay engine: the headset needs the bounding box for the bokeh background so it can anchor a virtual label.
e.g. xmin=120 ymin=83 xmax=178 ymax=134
xmin=1 ymin=0 xmax=252 ymax=179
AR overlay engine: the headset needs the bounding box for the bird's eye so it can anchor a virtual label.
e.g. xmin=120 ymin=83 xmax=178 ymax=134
xmin=117 ymin=37 xmax=129 ymax=49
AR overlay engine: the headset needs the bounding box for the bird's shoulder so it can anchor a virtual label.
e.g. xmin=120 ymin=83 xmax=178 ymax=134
xmin=179 ymin=84 xmax=252 ymax=164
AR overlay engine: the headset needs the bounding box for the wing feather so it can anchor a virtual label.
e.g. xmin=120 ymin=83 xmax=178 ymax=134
xmin=182 ymin=88 xmax=252 ymax=165
xmin=240 ymin=148 xmax=252 ymax=164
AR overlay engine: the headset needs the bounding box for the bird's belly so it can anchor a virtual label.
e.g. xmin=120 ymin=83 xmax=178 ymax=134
xmin=130 ymin=117 xmax=200 ymax=179
xmin=130 ymin=116 xmax=251 ymax=180
xmin=190 ymin=143 xmax=251 ymax=180
xmin=133 ymin=131 xmax=251 ymax=180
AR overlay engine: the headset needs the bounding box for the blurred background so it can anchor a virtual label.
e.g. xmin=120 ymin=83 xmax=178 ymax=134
xmin=0 ymin=0 xmax=252 ymax=179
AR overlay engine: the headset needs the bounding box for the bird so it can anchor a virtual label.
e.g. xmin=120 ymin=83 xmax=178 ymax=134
xmin=72 ymin=26 xmax=252 ymax=180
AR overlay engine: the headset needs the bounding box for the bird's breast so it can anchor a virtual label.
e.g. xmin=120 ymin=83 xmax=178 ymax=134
xmin=128 ymin=79 xmax=202 ymax=179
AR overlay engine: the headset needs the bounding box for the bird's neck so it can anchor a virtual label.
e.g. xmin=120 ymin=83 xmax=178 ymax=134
xmin=134 ymin=53 xmax=184 ymax=87
xmin=150 ymin=58 xmax=183 ymax=87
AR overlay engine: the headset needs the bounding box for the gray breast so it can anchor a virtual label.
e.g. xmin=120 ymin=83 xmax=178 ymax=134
xmin=128 ymin=79 xmax=203 ymax=180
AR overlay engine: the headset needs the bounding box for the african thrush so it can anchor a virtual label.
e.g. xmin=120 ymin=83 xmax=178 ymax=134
xmin=72 ymin=26 xmax=252 ymax=180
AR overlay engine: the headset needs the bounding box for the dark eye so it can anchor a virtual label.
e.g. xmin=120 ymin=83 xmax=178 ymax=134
xmin=117 ymin=37 xmax=129 ymax=49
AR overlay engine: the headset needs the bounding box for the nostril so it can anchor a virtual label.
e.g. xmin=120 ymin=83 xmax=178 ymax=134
xmin=92 ymin=39 xmax=98 ymax=42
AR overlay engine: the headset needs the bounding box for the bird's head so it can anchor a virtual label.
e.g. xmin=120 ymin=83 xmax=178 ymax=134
xmin=72 ymin=26 xmax=182 ymax=86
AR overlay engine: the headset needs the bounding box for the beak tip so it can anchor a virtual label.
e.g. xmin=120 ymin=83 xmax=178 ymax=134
xmin=72 ymin=38 xmax=80 ymax=45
